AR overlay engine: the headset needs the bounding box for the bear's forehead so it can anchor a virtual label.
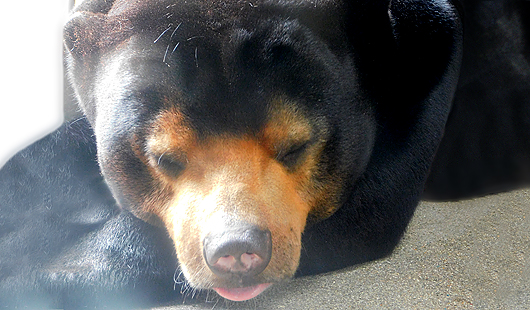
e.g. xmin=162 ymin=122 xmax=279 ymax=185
xmin=105 ymin=0 xmax=271 ymax=32
xmin=102 ymin=0 xmax=343 ymax=42
xmin=96 ymin=25 xmax=332 ymax=137
xmin=106 ymin=0 xmax=340 ymax=19
xmin=87 ymin=0 xmax=347 ymax=140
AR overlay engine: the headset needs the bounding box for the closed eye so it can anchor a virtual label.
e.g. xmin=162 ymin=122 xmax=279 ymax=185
xmin=153 ymin=152 xmax=186 ymax=178
xmin=277 ymin=142 xmax=309 ymax=169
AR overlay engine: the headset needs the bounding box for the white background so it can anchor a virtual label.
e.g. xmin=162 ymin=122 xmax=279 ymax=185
xmin=0 ymin=2 xmax=69 ymax=167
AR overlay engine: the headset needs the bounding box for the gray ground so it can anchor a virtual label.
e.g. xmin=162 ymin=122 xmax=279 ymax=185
xmin=151 ymin=189 xmax=529 ymax=310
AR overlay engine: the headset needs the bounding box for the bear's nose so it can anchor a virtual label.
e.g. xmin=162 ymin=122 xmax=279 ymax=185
xmin=203 ymin=224 xmax=272 ymax=277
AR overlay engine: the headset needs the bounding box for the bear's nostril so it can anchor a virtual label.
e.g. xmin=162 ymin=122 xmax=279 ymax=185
xmin=213 ymin=252 xmax=263 ymax=273
xmin=203 ymin=224 xmax=272 ymax=277
xmin=240 ymin=252 xmax=262 ymax=270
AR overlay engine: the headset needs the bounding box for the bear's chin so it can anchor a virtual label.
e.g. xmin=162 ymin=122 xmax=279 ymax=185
xmin=213 ymin=283 xmax=272 ymax=301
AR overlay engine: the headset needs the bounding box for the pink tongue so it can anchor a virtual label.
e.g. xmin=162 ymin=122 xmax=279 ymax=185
xmin=213 ymin=283 xmax=272 ymax=301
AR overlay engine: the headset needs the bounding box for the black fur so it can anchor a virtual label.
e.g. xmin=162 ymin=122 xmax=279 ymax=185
xmin=424 ymin=0 xmax=530 ymax=199
xmin=1 ymin=0 xmax=529 ymax=308
xmin=0 ymin=119 xmax=178 ymax=308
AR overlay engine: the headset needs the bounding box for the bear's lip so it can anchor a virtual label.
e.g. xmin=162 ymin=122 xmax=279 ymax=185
xmin=213 ymin=283 xmax=272 ymax=301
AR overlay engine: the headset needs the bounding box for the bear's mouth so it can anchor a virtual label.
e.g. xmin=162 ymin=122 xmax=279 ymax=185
xmin=213 ymin=283 xmax=272 ymax=301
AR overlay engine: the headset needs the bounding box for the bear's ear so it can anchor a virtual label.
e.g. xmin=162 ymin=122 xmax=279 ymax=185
xmin=387 ymin=0 xmax=463 ymax=103
xmin=64 ymin=12 xmax=106 ymax=61
xmin=71 ymin=0 xmax=116 ymax=15
xmin=64 ymin=0 xmax=118 ymax=60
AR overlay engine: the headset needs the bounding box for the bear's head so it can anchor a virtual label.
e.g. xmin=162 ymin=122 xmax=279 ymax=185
xmin=64 ymin=0 xmax=461 ymax=301
xmin=65 ymin=0 xmax=376 ymax=300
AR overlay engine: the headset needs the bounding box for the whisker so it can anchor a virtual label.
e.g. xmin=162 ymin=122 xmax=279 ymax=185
xmin=68 ymin=116 xmax=86 ymax=127
xmin=206 ymin=291 xmax=221 ymax=310
xmin=210 ymin=299 xmax=219 ymax=310
xmin=154 ymin=25 xmax=172 ymax=43
xmin=191 ymin=287 xmax=198 ymax=299
xmin=163 ymin=44 xmax=171 ymax=63
xmin=186 ymin=35 xmax=204 ymax=41
xmin=195 ymin=47 xmax=198 ymax=67
xmin=180 ymin=281 xmax=188 ymax=295
xmin=157 ymin=152 xmax=167 ymax=166
xmin=170 ymin=22 xmax=182 ymax=40
xmin=173 ymin=268 xmax=180 ymax=291
xmin=171 ymin=42 xmax=181 ymax=55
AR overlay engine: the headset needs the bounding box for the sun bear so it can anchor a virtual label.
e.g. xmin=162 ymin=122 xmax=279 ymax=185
xmin=1 ymin=0 xmax=529 ymax=308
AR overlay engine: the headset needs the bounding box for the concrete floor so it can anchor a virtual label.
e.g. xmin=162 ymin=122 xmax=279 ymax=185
xmin=152 ymin=189 xmax=529 ymax=310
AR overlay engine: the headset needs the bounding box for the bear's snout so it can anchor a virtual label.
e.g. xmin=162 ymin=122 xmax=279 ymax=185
xmin=203 ymin=223 xmax=272 ymax=278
